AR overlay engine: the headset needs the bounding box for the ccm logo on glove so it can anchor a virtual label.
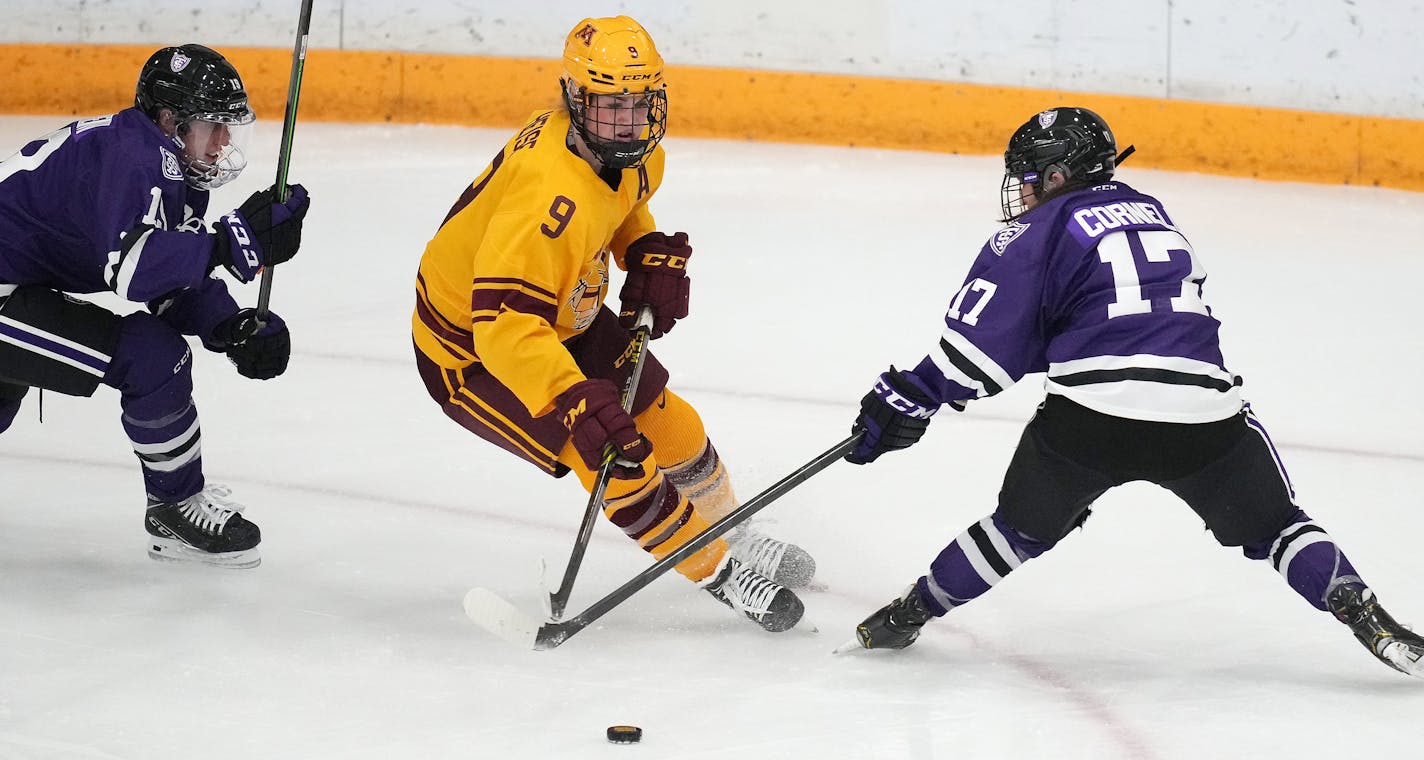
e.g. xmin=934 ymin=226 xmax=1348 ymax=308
xmin=619 ymin=231 xmax=691 ymax=339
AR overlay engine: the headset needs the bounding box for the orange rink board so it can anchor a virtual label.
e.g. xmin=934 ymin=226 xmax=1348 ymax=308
xmin=3 ymin=43 xmax=1421 ymax=191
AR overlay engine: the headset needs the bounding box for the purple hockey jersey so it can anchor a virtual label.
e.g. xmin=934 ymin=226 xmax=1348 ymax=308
xmin=906 ymin=181 xmax=1242 ymax=423
xmin=0 ymin=108 xmax=237 ymax=338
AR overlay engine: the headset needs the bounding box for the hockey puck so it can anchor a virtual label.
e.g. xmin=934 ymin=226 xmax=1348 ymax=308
xmin=606 ymin=725 xmax=643 ymax=744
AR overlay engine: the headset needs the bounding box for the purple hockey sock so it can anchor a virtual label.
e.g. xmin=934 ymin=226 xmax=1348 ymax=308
xmin=104 ymin=313 xmax=204 ymax=503
xmin=1243 ymin=508 xmax=1361 ymax=611
xmin=917 ymin=513 xmax=1050 ymax=616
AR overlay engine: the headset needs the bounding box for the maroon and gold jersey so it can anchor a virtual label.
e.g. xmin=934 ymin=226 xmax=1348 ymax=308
xmin=414 ymin=108 xmax=663 ymax=417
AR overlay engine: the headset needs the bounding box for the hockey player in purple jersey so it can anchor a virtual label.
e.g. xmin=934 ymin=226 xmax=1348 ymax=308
xmin=838 ymin=107 xmax=1424 ymax=678
xmin=0 ymin=44 xmax=311 ymax=568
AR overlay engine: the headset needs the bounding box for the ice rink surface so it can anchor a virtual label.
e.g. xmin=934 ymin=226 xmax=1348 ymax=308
xmin=2 ymin=113 xmax=1423 ymax=758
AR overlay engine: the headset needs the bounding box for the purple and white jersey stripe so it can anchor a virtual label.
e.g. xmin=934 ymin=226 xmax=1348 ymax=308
xmin=906 ymin=182 xmax=1243 ymax=423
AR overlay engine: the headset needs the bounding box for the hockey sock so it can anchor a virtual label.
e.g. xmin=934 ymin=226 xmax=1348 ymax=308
xmin=662 ymin=439 xmax=738 ymax=521
xmin=919 ymin=513 xmax=1049 ymax=616
xmin=1242 ymin=508 xmax=1361 ymax=611
xmin=104 ymin=314 xmax=203 ymax=503
xmin=604 ymin=470 xmax=726 ymax=582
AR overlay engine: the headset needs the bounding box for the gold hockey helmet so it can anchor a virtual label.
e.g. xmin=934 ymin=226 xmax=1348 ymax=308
xmin=562 ymin=15 xmax=665 ymax=94
xmin=560 ymin=16 xmax=668 ymax=169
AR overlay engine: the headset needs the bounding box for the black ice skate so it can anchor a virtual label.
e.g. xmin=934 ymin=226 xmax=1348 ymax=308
xmin=702 ymin=554 xmax=804 ymax=632
xmin=726 ymin=525 xmax=817 ymax=589
xmin=145 ymin=484 xmax=261 ymax=569
xmin=852 ymin=584 xmax=934 ymax=650
xmin=1327 ymin=582 xmax=1424 ymax=678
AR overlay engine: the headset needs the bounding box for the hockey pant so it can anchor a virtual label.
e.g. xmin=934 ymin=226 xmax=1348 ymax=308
xmin=414 ymin=308 xmax=738 ymax=582
xmin=915 ymin=394 xmax=1362 ymax=616
xmin=0 ymin=286 xmax=205 ymax=502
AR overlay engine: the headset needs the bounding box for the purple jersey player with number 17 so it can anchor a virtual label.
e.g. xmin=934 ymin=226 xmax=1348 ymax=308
xmin=837 ymin=107 xmax=1424 ymax=679
xmin=0 ymin=44 xmax=311 ymax=568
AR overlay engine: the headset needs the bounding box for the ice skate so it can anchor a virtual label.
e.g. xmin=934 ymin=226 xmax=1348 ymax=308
xmin=1327 ymin=582 xmax=1424 ymax=677
xmin=726 ymin=525 xmax=816 ymax=589
xmin=145 ymin=484 xmax=261 ymax=569
xmin=702 ymin=554 xmax=804 ymax=632
xmin=851 ymin=584 xmax=934 ymax=650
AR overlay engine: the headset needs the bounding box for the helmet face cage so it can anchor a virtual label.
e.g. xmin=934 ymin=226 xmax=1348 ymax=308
xmin=135 ymin=44 xmax=254 ymax=190
xmin=174 ymin=113 xmax=254 ymax=190
xmin=563 ymin=82 xmax=667 ymax=170
xmin=999 ymin=108 xmax=1117 ymax=221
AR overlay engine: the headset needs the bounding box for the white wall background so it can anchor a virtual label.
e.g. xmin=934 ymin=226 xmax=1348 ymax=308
xmin=5 ymin=0 xmax=1420 ymax=120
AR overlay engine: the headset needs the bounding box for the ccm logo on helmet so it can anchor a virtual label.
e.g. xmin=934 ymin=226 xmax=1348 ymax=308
xmin=622 ymin=73 xmax=655 ymax=81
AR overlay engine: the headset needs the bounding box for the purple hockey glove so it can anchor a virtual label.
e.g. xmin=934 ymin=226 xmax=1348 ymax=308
xmin=846 ymin=367 xmax=941 ymax=465
xmin=211 ymin=184 xmax=310 ymax=282
xmin=213 ymin=308 xmax=290 ymax=380
xmin=619 ymin=231 xmax=691 ymax=339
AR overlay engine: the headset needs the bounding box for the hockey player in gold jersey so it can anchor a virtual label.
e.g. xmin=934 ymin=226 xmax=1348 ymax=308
xmin=413 ymin=16 xmax=813 ymax=632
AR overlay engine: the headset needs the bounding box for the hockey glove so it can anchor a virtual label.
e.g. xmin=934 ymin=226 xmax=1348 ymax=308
xmin=555 ymin=378 xmax=652 ymax=478
xmin=213 ymin=308 xmax=291 ymax=380
xmin=846 ymin=367 xmax=940 ymax=465
xmin=210 ymin=184 xmax=311 ymax=282
xmin=619 ymin=231 xmax=691 ymax=339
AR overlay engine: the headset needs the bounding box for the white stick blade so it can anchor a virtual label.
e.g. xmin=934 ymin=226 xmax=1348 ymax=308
xmin=462 ymin=588 xmax=542 ymax=649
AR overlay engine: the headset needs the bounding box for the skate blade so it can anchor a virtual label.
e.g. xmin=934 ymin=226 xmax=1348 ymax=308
xmin=831 ymin=637 xmax=866 ymax=655
xmin=147 ymin=539 xmax=261 ymax=569
xmin=1380 ymin=640 xmax=1424 ymax=677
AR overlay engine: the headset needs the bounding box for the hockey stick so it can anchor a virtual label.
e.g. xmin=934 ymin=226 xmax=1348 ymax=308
xmin=545 ymin=305 xmax=655 ymax=620
xmin=464 ymin=433 xmax=861 ymax=650
xmin=255 ymin=0 xmax=314 ymax=322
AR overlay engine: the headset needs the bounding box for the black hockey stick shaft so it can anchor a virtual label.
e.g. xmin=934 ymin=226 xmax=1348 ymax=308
xmin=256 ymin=0 xmax=314 ymax=321
xmin=547 ymin=305 xmax=655 ymax=620
xmin=534 ymin=433 xmax=861 ymax=650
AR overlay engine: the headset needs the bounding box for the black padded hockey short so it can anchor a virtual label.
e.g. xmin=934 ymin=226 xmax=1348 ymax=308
xmin=0 ymin=285 xmax=121 ymax=397
xmin=996 ymin=394 xmax=1297 ymax=548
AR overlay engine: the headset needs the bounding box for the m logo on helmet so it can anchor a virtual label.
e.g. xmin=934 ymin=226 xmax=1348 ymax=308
xmin=170 ymin=52 xmax=191 ymax=73
xmin=575 ymin=23 xmax=596 ymax=45
xmin=1037 ymin=110 xmax=1057 ymax=129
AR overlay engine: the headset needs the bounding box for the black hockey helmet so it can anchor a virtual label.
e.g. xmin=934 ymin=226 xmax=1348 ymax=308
xmin=1000 ymin=107 xmax=1117 ymax=220
xmin=135 ymin=44 xmax=251 ymax=123
xmin=134 ymin=45 xmax=255 ymax=189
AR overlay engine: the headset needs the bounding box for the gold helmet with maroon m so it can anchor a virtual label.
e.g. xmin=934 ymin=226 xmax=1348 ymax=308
xmin=561 ymin=16 xmax=668 ymax=170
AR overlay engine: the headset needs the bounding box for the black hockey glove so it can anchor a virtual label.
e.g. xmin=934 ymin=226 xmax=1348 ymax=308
xmin=845 ymin=367 xmax=940 ymax=465
xmin=210 ymin=184 xmax=311 ymax=282
xmin=213 ymin=308 xmax=291 ymax=380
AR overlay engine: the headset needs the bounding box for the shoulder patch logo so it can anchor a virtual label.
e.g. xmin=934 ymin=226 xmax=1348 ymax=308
xmin=160 ymin=148 xmax=183 ymax=181
xmin=170 ymin=51 xmax=191 ymax=73
xmin=990 ymin=221 xmax=1030 ymax=256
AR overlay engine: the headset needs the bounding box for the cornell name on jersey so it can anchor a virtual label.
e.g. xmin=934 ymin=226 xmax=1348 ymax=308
xmin=904 ymin=181 xmax=1243 ymax=424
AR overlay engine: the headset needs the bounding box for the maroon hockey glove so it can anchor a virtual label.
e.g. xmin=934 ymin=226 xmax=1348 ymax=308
xmin=619 ymin=231 xmax=691 ymax=339
xmin=555 ymin=378 xmax=652 ymax=478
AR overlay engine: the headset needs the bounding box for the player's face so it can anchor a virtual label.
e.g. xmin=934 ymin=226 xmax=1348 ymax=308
xmin=1018 ymin=179 xmax=1041 ymax=212
xmin=584 ymin=93 xmax=651 ymax=142
xmin=169 ymin=113 xmax=255 ymax=190
xmin=180 ymin=120 xmax=232 ymax=164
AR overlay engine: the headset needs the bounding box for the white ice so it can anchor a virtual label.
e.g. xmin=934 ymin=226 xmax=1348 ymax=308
xmin=2 ymin=114 xmax=1423 ymax=759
